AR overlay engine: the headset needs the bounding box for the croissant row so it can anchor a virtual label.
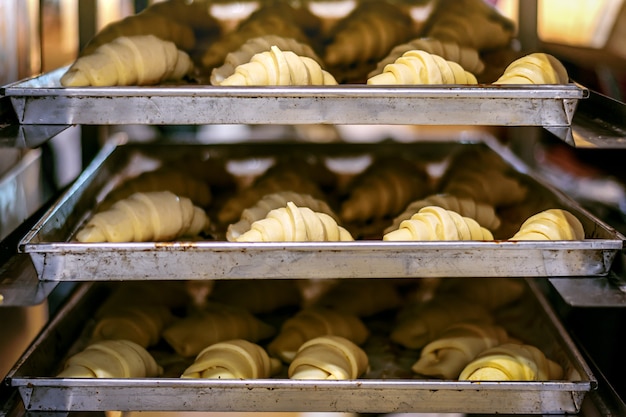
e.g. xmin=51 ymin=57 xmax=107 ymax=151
xmin=75 ymin=191 xmax=209 ymax=243
xmin=288 ymin=336 xmax=369 ymax=380
xmin=62 ymin=35 xmax=193 ymax=87
xmin=181 ymin=339 xmax=282 ymax=379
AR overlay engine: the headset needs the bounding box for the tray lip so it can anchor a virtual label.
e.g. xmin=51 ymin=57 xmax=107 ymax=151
xmin=1 ymin=68 xmax=589 ymax=100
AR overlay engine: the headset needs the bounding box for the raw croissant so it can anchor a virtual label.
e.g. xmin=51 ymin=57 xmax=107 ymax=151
xmin=57 ymin=339 xmax=162 ymax=378
xmin=219 ymin=46 xmax=337 ymax=86
xmin=425 ymin=0 xmax=515 ymax=51
xmin=324 ymin=1 xmax=413 ymax=66
xmin=98 ymin=168 xmax=212 ymax=211
xmin=91 ymin=304 xmax=174 ymax=348
xmin=162 ymin=305 xmax=276 ymax=357
xmin=383 ymin=206 xmax=493 ymax=241
xmin=268 ymin=308 xmax=369 ymax=363
xmin=217 ymin=170 xmax=323 ymax=224
xmin=495 ymin=53 xmax=569 ymax=84
xmin=370 ymin=37 xmax=485 ymax=79
xmin=367 ymin=50 xmax=478 ymax=85
xmin=385 ymin=194 xmax=501 ymax=234
xmin=226 ymin=191 xmax=337 ymax=242
xmin=289 ymin=336 xmax=369 ymax=380
xmin=411 ymin=322 xmax=509 ymax=379
xmin=235 ymin=202 xmax=354 ymax=242
xmin=75 ymin=191 xmax=209 ymax=243
xmin=181 ymin=339 xmax=282 ymax=379
xmin=209 ymin=279 xmax=301 ymax=314
xmin=391 ymin=295 xmax=493 ymax=349
xmin=340 ymin=158 xmax=429 ymax=223
xmin=211 ymin=35 xmax=322 ymax=85
xmin=61 ymin=35 xmax=193 ymax=87
xmin=315 ymin=279 xmax=402 ymax=317
xmin=201 ymin=15 xmax=309 ymax=70
xmin=459 ymin=343 xmax=564 ymax=381
xmin=141 ymin=0 xmax=221 ymax=36
xmin=510 ymin=209 xmax=585 ymax=240
xmin=80 ymin=12 xmax=196 ymax=56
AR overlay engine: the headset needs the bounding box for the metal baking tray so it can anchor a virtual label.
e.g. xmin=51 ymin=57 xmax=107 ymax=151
xmin=1 ymin=67 xmax=587 ymax=126
xmin=17 ymin=134 xmax=624 ymax=281
xmin=5 ymin=278 xmax=596 ymax=414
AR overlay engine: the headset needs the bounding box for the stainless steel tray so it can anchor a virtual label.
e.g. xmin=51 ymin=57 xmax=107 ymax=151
xmin=1 ymin=68 xmax=587 ymax=126
xmin=18 ymin=135 xmax=624 ymax=281
xmin=6 ymin=279 xmax=596 ymax=414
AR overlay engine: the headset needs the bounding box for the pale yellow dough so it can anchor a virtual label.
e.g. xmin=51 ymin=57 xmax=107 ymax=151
xmin=91 ymin=304 xmax=173 ymax=348
xmin=268 ymin=308 xmax=369 ymax=363
xmin=181 ymin=339 xmax=282 ymax=379
xmin=459 ymin=343 xmax=564 ymax=381
xmin=510 ymin=209 xmax=585 ymax=240
xmin=220 ymin=46 xmax=337 ymax=86
xmin=234 ymin=202 xmax=353 ymax=242
xmin=57 ymin=339 xmax=162 ymax=378
xmin=288 ymin=336 xmax=369 ymax=380
xmin=61 ymin=35 xmax=193 ymax=87
xmin=383 ymin=206 xmax=493 ymax=241
xmin=367 ymin=50 xmax=478 ymax=85
xmin=495 ymin=53 xmax=569 ymax=84
xmin=75 ymin=191 xmax=209 ymax=243
xmin=411 ymin=322 xmax=509 ymax=379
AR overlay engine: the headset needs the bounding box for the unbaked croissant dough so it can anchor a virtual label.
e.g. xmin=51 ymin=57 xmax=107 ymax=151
xmin=75 ymin=191 xmax=209 ymax=242
xmin=219 ymin=46 xmax=337 ymax=86
xmin=340 ymin=158 xmax=429 ymax=223
xmin=494 ymin=53 xmax=569 ymax=84
xmin=61 ymin=35 xmax=193 ymax=87
xmin=57 ymin=339 xmax=162 ymax=378
xmin=370 ymin=37 xmax=485 ymax=79
xmin=437 ymin=277 xmax=526 ymax=311
xmin=98 ymin=168 xmax=212 ymax=211
xmin=385 ymin=193 xmax=501 ymax=234
xmin=211 ymin=35 xmax=322 ymax=85
xmin=459 ymin=342 xmax=564 ymax=381
xmin=289 ymin=336 xmax=369 ymax=380
xmin=91 ymin=304 xmax=174 ymax=348
xmin=411 ymin=322 xmax=509 ymax=379
xmin=181 ymin=339 xmax=282 ymax=379
xmin=509 ymin=209 xmax=585 ymax=240
xmin=367 ymin=50 xmax=478 ymax=85
xmin=324 ymin=1 xmax=413 ymax=67
xmin=425 ymin=0 xmax=515 ymax=51
xmin=268 ymin=308 xmax=369 ymax=363
xmin=383 ymin=206 xmax=493 ymax=241
xmin=226 ymin=191 xmax=337 ymax=242
xmin=162 ymin=305 xmax=276 ymax=357
xmin=217 ymin=170 xmax=323 ymax=224
xmin=391 ymin=295 xmax=493 ymax=349
xmin=234 ymin=202 xmax=354 ymax=242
